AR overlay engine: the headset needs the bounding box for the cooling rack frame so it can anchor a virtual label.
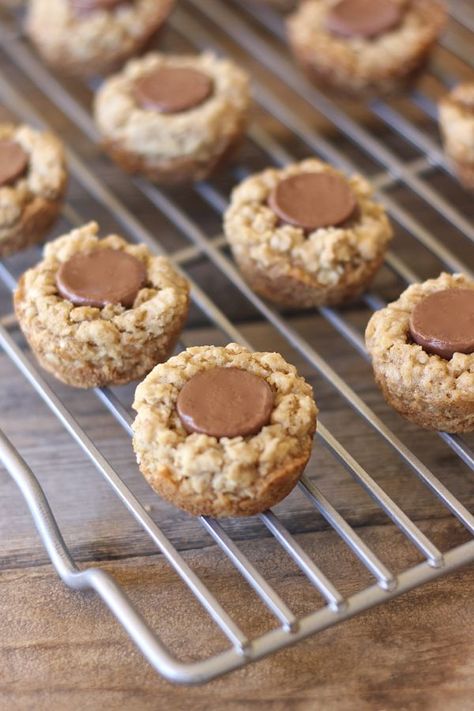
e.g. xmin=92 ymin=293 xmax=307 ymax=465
xmin=0 ymin=0 xmax=473 ymax=685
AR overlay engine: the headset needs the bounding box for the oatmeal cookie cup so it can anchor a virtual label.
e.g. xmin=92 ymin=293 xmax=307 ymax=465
xmin=224 ymin=158 xmax=393 ymax=308
xmin=0 ymin=123 xmax=67 ymax=257
xmin=132 ymin=343 xmax=318 ymax=517
xmin=287 ymin=0 xmax=447 ymax=97
xmin=439 ymin=83 xmax=474 ymax=190
xmin=94 ymin=52 xmax=251 ymax=184
xmin=26 ymin=0 xmax=174 ymax=77
xmin=14 ymin=222 xmax=189 ymax=388
xmin=365 ymin=273 xmax=474 ymax=433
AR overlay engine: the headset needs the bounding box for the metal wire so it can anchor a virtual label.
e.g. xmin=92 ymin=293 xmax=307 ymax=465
xmin=0 ymin=0 xmax=472 ymax=685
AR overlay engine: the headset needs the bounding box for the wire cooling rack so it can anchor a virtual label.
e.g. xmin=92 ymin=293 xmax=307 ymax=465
xmin=0 ymin=0 xmax=473 ymax=685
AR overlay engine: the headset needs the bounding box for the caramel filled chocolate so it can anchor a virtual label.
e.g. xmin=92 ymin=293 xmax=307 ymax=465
xmin=325 ymin=0 xmax=402 ymax=39
xmin=132 ymin=66 xmax=213 ymax=114
xmin=56 ymin=248 xmax=147 ymax=308
xmin=177 ymin=367 xmax=275 ymax=439
xmin=70 ymin=0 xmax=124 ymax=14
xmin=409 ymin=288 xmax=474 ymax=360
xmin=0 ymin=139 xmax=28 ymax=187
xmin=268 ymin=172 xmax=357 ymax=231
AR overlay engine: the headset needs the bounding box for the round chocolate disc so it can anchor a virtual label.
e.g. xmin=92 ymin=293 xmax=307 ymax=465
xmin=177 ymin=367 xmax=275 ymax=439
xmin=56 ymin=248 xmax=147 ymax=308
xmin=325 ymin=0 xmax=402 ymax=39
xmin=70 ymin=0 xmax=124 ymax=14
xmin=0 ymin=139 xmax=29 ymax=187
xmin=268 ymin=172 xmax=357 ymax=231
xmin=409 ymin=288 xmax=474 ymax=360
xmin=132 ymin=67 xmax=213 ymax=114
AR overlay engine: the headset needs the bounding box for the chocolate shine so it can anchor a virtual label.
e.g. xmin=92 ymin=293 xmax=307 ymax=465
xmin=0 ymin=140 xmax=29 ymax=187
xmin=177 ymin=367 xmax=275 ymax=439
xmin=133 ymin=66 xmax=213 ymax=114
xmin=409 ymin=288 xmax=474 ymax=359
xmin=325 ymin=0 xmax=402 ymax=39
xmin=268 ymin=172 xmax=357 ymax=231
xmin=56 ymin=248 xmax=147 ymax=308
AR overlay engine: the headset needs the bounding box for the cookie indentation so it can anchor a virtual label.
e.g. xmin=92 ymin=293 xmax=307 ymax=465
xmin=133 ymin=66 xmax=214 ymax=114
xmin=0 ymin=140 xmax=29 ymax=187
xmin=409 ymin=288 xmax=474 ymax=359
xmin=70 ymin=0 xmax=125 ymax=15
xmin=177 ymin=367 xmax=275 ymax=438
xmin=56 ymin=248 xmax=147 ymax=308
xmin=268 ymin=172 xmax=357 ymax=231
xmin=325 ymin=0 xmax=402 ymax=39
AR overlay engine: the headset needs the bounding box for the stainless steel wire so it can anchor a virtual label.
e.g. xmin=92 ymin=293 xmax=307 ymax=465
xmin=0 ymin=0 xmax=472 ymax=685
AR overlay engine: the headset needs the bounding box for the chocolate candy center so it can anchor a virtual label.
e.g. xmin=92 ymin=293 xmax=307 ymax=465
xmin=409 ymin=288 xmax=474 ymax=360
xmin=0 ymin=139 xmax=29 ymax=187
xmin=70 ymin=0 xmax=124 ymax=15
xmin=56 ymin=248 xmax=147 ymax=308
xmin=325 ymin=0 xmax=402 ymax=39
xmin=268 ymin=172 xmax=357 ymax=231
xmin=177 ymin=367 xmax=275 ymax=439
xmin=132 ymin=67 xmax=214 ymax=114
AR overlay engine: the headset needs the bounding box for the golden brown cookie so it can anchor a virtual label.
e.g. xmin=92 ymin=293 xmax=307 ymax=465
xmin=0 ymin=123 xmax=67 ymax=258
xmin=287 ymin=0 xmax=447 ymax=97
xmin=365 ymin=273 xmax=474 ymax=433
xmin=26 ymin=0 xmax=173 ymax=77
xmin=94 ymin=52 xmax=251 ymax=184
xmin=14 ymin=222 xmax=190 ymax=388
xmin=132 ymin=343 xmax=318 ymax=517
xmin=439 ymin=83 xmax=474 ymax=190
xmin=224 ymin=158 xmax=393 ymax=308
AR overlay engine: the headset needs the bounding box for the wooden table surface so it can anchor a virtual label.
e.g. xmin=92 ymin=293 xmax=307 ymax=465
xmin=0 ymin=2 xmax=473 ymax=709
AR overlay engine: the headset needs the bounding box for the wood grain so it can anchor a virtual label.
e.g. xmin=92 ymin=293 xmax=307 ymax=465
xmin=0 ymin=0 xmax=473 ymax=708
xmin=1 ymin=527 xmax=473 ymax=711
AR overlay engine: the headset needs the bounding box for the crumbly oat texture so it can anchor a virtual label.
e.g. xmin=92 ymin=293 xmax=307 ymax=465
xmin=439 ymin=83 xmax=474 ymax=190
xmin=287 ymin=0 xmax=447 ymax=96
xmin=365 ymin=273 xmax=474 ymax=433
xmin=224 ymin=158 xmax=393 ymax=308
xmin=94 ymin=52 xmax=251 ymax=184
xmin=14 ymin=222 xmax=190 ymax=388
xmin=26 ymin=0 xmax=173 ymax=77
xmin=0 ymin=123 xmax=67 ymax=257
xmin=132 ymin=343 xmax=318 ymax=517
